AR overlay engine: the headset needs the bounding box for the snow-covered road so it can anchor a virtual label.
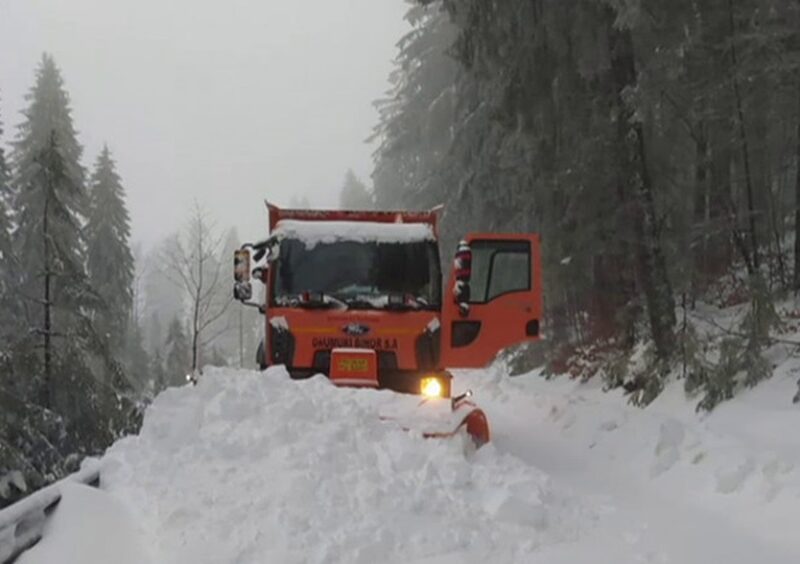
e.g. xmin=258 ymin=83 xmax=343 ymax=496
xmin=19 ymin=364 xmax=800 ymax=564
xmin=474 ymin=368 xmax=800 ymax=563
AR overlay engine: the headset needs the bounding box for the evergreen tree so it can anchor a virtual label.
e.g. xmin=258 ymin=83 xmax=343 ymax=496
xmin=11 ymin=54 xmax=86 ymax=218
xmin=372 ymin=2 xmax=459 ymax=211
xmin=123 ymin=320 xmax=150 ymax=392
xmin=2 ymin=54 xmax=147 ymax=504
xmin=0 ymin=97 xmax=12 ymax=253
xmin=146 ymin=311 xmax=165 ymax=356
xmin=7 ymin=54 xmax=123 ymax=465
xmin=17 ymin=131 xmax=97 ymax=408
xmin=10 ymin=55 xmax=93 ymax=356
xmin=0 ymin=98 xmax=16 ymax=335
xmin=377 ymin=0 xmax=800 ymax=406
xmin=164 ymin=317 xmax=190 ymax=387
xmin=149 ymin=349 xmax=167 ymax=395
xmin=338 ymin=169 xmax=374 ymax=210
xmin=85 ymin=145 xmax=135 ymax=350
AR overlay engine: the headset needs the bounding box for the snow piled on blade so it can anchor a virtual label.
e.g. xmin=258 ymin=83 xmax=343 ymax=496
xmin=272 ymin=219 xmax=435 ymax=249
xmin=99 ymin=368 xmax=586 ymax=564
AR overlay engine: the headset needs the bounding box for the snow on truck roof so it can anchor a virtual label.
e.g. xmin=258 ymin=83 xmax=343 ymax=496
xmin=272 ymin=219 xmax=436 ymax=249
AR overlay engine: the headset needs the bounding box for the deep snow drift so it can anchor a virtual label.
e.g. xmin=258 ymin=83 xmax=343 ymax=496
xmin=20 ymin=363 xmax=800 ymax=563
xmin=25 ymin=368 xmax=585 ymax=564
xmin=472 ymin=364 xmax=800 ymax=563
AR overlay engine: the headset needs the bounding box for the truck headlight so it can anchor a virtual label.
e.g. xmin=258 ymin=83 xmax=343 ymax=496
xmin=420 ymin=376 xmax=444 ymax=398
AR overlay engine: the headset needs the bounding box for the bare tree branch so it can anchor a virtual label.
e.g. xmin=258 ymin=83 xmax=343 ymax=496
xmin=163 ymin=202 xmax=232 ymax=371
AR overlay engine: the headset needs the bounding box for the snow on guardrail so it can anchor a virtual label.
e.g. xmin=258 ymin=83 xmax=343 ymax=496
xmin=0 ymin=462 xmax=101 ymax=563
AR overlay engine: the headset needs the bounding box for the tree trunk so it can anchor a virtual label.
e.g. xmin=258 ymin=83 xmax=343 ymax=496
xmin=794 ymin=81 xmax=800 ymax=291
xmin=192 ymin=298 xmax=200 ymax=372
xmin=42 ymin=170 xmax=53 ymax=410
xmin=693 ymin=126 xmax=711 ymax=301
xmin=608 ymin=20 xmax=676 ymax=363
xmin=728 ymin=0 xmax=760 ymax=272
xmin=191 ymin=219 xmax=204 ymax=372
xmin=767 ymin=176 xmax=787 ymax=289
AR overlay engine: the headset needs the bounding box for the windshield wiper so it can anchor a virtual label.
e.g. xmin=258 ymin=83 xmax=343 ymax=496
xmin=343 ymin=293 xmax=428 ymax=311
xmin=342 ymin=297 xmax=378 ymax=310
xmin=277 ymin=292 xmax=347 ymax=310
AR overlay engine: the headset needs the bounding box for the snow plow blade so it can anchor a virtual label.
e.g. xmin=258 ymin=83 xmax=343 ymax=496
xmin=380 ymin=391 xmax=491 ymax=449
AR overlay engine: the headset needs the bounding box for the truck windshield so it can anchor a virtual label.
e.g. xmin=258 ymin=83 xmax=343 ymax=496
xmin=273 ymin=239 xmax=441 ymax=309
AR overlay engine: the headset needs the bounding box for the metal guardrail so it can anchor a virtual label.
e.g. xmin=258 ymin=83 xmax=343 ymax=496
xmin=0 ymin=463 xmax=101 ymax=563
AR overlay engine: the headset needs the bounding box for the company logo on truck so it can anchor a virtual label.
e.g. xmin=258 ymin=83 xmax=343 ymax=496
xmin=342 ymin=323 xmax=370 ymax=336
xmin=312 ymin=336 xmax=398 ymax=350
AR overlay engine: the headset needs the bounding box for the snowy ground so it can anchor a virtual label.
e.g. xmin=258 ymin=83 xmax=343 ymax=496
xmin=19 ymin=361 xmax=800 ymax=564
xmin=477 ymin=365 xmax=800 ymax=563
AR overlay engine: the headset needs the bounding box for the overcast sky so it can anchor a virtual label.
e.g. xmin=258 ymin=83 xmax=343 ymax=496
xmin=0 ymin=0 xmax=409 ymax=248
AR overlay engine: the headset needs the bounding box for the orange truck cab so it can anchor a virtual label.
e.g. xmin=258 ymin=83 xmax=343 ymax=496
xmin=233 ymin=203 xmax=542 ymax=399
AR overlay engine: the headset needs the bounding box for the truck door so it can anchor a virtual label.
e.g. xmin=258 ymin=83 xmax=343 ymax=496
xmin=441 ymin=234 xmax=542 ymax=369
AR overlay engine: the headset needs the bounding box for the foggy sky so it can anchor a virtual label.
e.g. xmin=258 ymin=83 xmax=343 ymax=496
xmin=0 ymin=0 xmax=409 ymax=248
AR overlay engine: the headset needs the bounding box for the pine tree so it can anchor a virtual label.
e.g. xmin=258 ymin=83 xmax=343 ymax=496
xmin=605 ymin=6 xmax=676 ymax=368
xmin=372 ymin=1 xmax=459 ymax=211
xmin=0 ymin=98 xmax=16 ymax=336
xmin=0 ymin=97 xmax=12 ymax=250
xmin=123 ymin=320 xmax=149 ymax=392
xmin=19 ymin=131 xmax=95 ymax=408
xmin=145 ymin=311 xmax=164 ymax=356
xmin=370 ymin=0 xmax=800 ymax=406
xmin=338 ymin=170 xmax=373 ymax=210
xmin=149 ymin=349 xmax=167 ymax=395
xmin=8 ymin=54 xmax=123 ymax=460
xmin=164 ymin=317 xmax=190 ymax=387
xmin=11 ymin=54 xmax=86 ymax=219
xmin=85 ymin=145 xmax=135 ymax=350
xmin=10 ymin=55 xmax=93 ymax=351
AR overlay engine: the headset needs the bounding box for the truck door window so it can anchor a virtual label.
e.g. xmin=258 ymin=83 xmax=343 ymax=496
xmin=469 ymin=240 xmax=531 ymax=304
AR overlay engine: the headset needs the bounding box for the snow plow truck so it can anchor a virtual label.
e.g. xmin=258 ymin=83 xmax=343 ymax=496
xmin=233 ymin=203 xmax=542 ymax=447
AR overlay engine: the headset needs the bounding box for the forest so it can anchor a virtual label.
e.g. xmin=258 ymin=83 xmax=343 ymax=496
xmin=372 ymin=0 xmax=800 ymax=407
xmin=0 ymin=56 xmax=268 ymax=507
xmin=3 ymin=0 xmax=800 ymax=507
xmin=0 ymin=53 xmax=375 ymax=507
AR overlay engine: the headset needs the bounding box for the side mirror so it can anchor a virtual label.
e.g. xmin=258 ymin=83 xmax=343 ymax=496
xmin=234 ymin=281 xmax=253 ymax=301
xmin=234 ymin=249 xmax=251 ymax=282
xmin=252 ymin=266 xmax=269 ymax=283
xmin=234 ymin=249 xmax=252 ymax=302
xmin=453 ymin=241 xmax=472 ymax=317
xmin=253 ymin=247 xmax=267 ymax=262
xmin=454 ymin=280 xmax=470 ymax=304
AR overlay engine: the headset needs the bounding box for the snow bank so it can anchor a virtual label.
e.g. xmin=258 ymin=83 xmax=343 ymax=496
xmin=17 ymin=483 xmax=150 ymax=564
xmin=272 ymin=219 xmax=435 ymax=249
xmin=99 ymin=368 xmax=586 ymax=563
xmin=25 ymin=359 xmax=799 ymax=562
xmin=463 ymin=364 xmax=800 ymax=563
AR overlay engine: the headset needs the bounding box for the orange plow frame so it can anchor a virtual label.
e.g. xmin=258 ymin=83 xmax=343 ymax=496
xmin=380 ymin=395 xmax=491 ymax=449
